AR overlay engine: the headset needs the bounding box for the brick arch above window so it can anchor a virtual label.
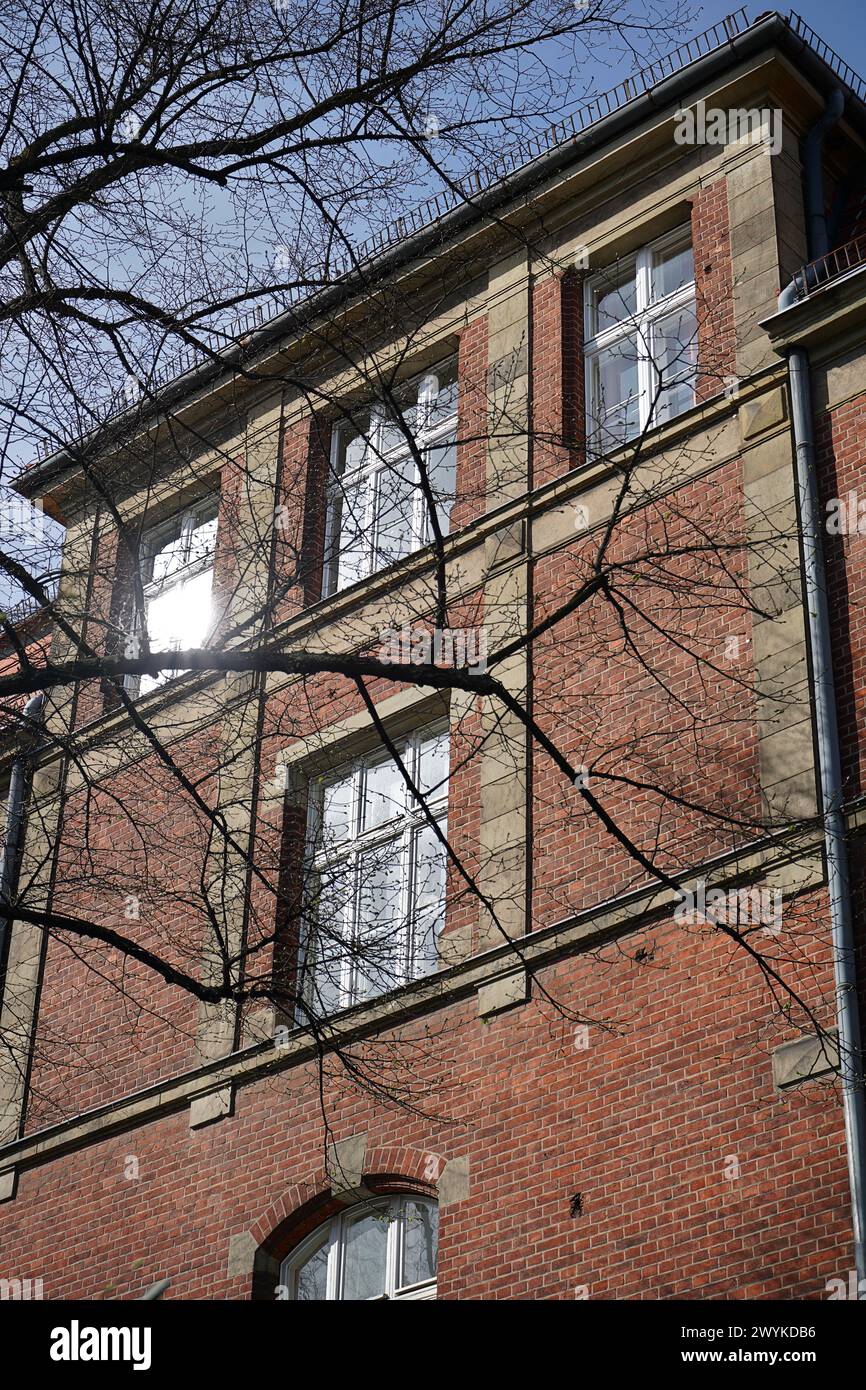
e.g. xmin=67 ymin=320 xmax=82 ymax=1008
xmin=362 ymin=1144 xmax=445 ymax=1187
xmin=248 ymin=1150 xmax=446 ymax=1300
xmin=251 ymin=1148 xmax=442 ymax=1251
xmin=250 ymin=1150 xmax=439 ymax=1251
xmin=250 ymin=1174 xmax=331 ymax=1254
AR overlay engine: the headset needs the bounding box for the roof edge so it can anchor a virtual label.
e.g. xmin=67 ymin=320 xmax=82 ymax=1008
xmin=17 ymin=8 xmax=866 ymax=500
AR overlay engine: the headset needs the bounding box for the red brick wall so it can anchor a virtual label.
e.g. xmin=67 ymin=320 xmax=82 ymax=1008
xmin=691 ymin=180 xmax=737 ymax=401
xmin=532 ymin=269 xmax=584 ymax=488
xmin=452 ymin=317 xmax=488 ymax=530
xmin=273 ymin=413 xmax=331 ymax=626
xmin=0 ymin=183 xmax=857 ymax=1302
xmin=816 ymin=389 xmax=866 ymax=799
xmin=532 ymin=456 xmax=761 ymax=922
xmin=441 ymin=691 xmax=483 ymax=950
xmin=22 ymin=726 xmax=222 ymax=1130
xmin=0 ymin=891 xmax=849 ymax=1300
xmin=2 ymin=428 xmax=845 ymax=1300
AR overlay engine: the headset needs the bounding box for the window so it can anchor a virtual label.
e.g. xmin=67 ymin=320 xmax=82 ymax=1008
xmin=125 ymin=497 xmax=219 ymax=697
xmin=584 ymin=228 xmax=696 ymax=450
xmin=300 ymin=725 xmax=448 ymax=1015
xmin=281 ymin=1197 xmax=438 ymax=1300
xmin=323 ymin=360 xmax=458 ymax=595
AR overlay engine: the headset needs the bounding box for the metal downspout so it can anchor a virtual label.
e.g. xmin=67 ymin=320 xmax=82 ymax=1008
xmin=786 ymin=343 xmax=866 ymax=1294
xmin=804 ymin=89 xmax=845 ymax=260
xmin=779 ymin=83 xmax=866 ymax=1293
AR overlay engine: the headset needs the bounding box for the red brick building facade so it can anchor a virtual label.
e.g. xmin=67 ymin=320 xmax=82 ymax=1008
xmin=3 ymin=11 xmax=866 ymax=1301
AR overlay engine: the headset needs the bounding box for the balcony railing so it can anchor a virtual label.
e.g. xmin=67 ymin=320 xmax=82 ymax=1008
xmin=792 ymin=233 xmax=866 ymax=301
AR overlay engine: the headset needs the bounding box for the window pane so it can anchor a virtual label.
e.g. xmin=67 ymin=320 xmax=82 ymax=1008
xmin=426 ymin=360 xmax=458 ymax=427
xmin=418 ymin=729 xmax=449 ymax=799
xmin=595 ymin=397 xmax=640 ymax=446
xmin=342 ymin=1208 xmax=390 ymax=1300
xmin=330 ymin=474 xmax=368 ymax=591
xmin=354 ymin=843 xmax=404 ymax=1001
xmin=378 ymin=401 xmax=416 ymax=455
xmin=411 ymin=822 xmax=446 ymax=979
xmin=373 ymin=458 xmax=414 ymax=569
xmin=188 ymin=508 xmax=218 ymax=567
xmin=321 ymin=774 xmax=353 ymax=847
xmin=147 ymin=518 xmax=187 ymax=585
xmin=401 ymin=1200 xmax=439 ymax=1289
xmin=423 ymin=434 xmax=456 ymax=539
xmin=141 ymin=591 xmax=176 ymax=670
xmin=590 ymin=334 xmax=640 ymax=445
xmin=147 ymin=567 xmax=213 ymax=649
xmin=294 ymin=1237 xmax=329 ymax=1301
xmin=651 ymin=303 xmax=698 ymax=423
xmin=307 ymin=862 xmax=352 ymax=1014
xmin=651 ymin=240 xmax=694 ymax=302
xmin=140 ymin=566 xmax=214 ymax=694
xmin=361 ymin=756 xmax=404 ymax=831
xmin=333 ymin=419 xmax=368 ymax=476
xmin=592 ymin=262 xmax=637 ymax=332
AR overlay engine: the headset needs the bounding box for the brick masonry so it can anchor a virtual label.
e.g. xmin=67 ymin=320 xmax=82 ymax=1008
xmin=531 ymin=269 xmax=584 ymax=488
xmin=0 ymin=898 xmax=850 ymax=1300
xmin=0 ymin=158 xmax=862 ymax=1303
xmin=691 ymin=180 xmax=737 ymax=403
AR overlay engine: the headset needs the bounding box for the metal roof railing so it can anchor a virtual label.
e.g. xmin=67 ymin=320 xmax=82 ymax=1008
xmin=787 ymin=11 xmax=866 ymax=102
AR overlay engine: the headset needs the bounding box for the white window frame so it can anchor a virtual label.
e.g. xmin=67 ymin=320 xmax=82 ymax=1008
xmin=323 ymin=361 xmax=458 ymax=596
xmin=125 ymin=495 xmax=219 ymax=697
xmin=299 ymin=723 xmax=449 ymax=1015
xmin=584 ymin=226 xmax=697 ymax=449
xmin=281 ymin=1196 xmax=438 ymax=1301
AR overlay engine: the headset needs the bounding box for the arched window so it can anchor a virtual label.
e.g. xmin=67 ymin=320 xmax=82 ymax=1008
xmin=280 ymin=1196 xmax=438 ymax=1300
